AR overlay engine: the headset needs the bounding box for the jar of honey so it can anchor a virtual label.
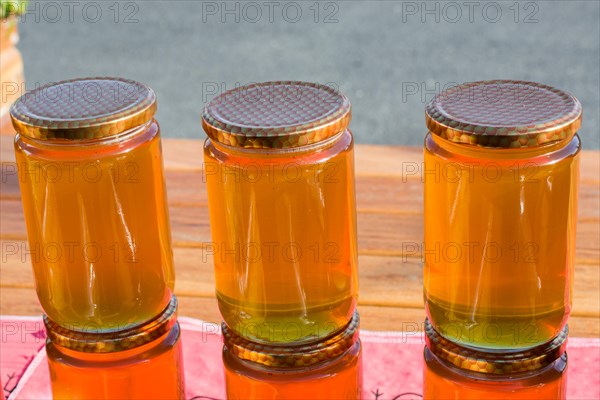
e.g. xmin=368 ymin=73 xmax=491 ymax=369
xmin=202 ymin=81 xmax=358 ymax=344
xmin=45 ymin=296 xmax=185 ymax=399
xmin=223 ymin=310 xmax=362 ymax=399
xmin=423 ymin=80 xmax=581 ymax=349
xmin=423 ymin=319 xmax=568 ymax=399
xmin=11 ymin=77 xmax=175 ymax=332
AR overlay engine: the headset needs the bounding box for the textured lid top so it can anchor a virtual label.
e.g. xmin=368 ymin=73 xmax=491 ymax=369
xmin=223 ymin=311 xmax=359 ymax=369
xmin=425 ymin=319 xmax=568 ymax=375
xmin=10 ymin=77 xmax=156 ymax=140
xmin=425 ymin=80 xmax=582 ymax=148
xmin=202 ymin=81 xmax=351 ymax=149
xmin=44 ymin=297 xmax=178 ymax=353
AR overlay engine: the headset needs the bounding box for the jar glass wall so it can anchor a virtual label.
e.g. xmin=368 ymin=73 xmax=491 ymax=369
xmin=203 ymin=82 xmax=358 ymax=344
xmin=45 ymin=297 xmax=185 ymax=399
xmin=423 ymin=81 xmax=581 ymax=349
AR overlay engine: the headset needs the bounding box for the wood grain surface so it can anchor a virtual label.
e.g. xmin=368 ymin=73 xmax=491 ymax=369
xmin=1 ymin=132 xmax=598 ymax=337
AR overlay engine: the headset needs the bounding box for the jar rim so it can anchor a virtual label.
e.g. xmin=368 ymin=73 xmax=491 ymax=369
xmin=223 ymin=311 xmax=359 ymax=370
xmin=425 ymin=318 xmax=568 ymax=375
xmin=44 ymin=296 xmax=177 ymax=353
xmin=10 ymin=77 xmax=156 ymax=141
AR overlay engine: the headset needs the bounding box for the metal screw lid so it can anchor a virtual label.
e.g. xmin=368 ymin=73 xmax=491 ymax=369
xmin=10 ymin=77 xmax=156 ymax=140
xmin=202 ymin=81 xmax=351 ymax=149
xmin=425 ymin=318 xmax=568 ymax=375
xmin=425 ymin=80 xmax=582 ymax=148
xmin=44 ymin=296 xmax=178 ymax=353
xmin=223 ymin=311 xmax=360 ymax=369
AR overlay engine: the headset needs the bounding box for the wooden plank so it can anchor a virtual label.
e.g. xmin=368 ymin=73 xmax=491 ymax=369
xmin=0 ymin=134 xmax=14 ymax=163
xmin=161 ymin=141 xmax=424 ymax=176
xmin=3 ymin=162 xmax=598 ymax=219
xmin=0 ymin=287 xmax=44 ymax=316
xmin=2 ymin=198 xmax=599 ymax=263
xmin=2 ymin=134 xmax=600 ymax=182
xmin=162 ymin=139 xmax=204 ymax=171
xmin=1 ymin=288 xmax=597 ymax=338
xmin=2 ymin=240 xmax=598 ymax=318
xmin=0 ymin=287 xmax=223 ymax=326
xmin=1 ymin=136 xmax=598 ymax=336
xmin=0 ymin=114 xmax=15 ymax=138
xmin=161 ymin=172 xmax=429 ymax=213
xmin=358 ymin=306 xmax=428 ymax=335
xmin=176 ymin=295 xmax=222 ymax=325
xmin=357 ymin=305 xmax=600 ymax=338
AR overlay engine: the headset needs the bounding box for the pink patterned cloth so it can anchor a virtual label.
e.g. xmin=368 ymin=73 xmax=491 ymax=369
xmin=1 ymin=316 xmax=598 ymax=399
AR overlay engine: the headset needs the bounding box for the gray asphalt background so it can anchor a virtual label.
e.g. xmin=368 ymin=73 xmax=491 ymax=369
xmin=13 ymin=0 xmax=600 ymax=148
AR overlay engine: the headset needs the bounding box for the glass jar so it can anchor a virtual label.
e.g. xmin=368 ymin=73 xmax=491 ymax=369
xmin=202 ymin=81 xmax=358 ymax=344
xmin=423 ymin=81 xmax=581 ymax=349
xmin=11 ymin=77 xmax=174 ymax=332
xmin=223 ymin=310 xmax=362 ymax=399
xmin=45 ymin=296 xmax=185 ymax=400
xmin=423 ymin=319 xmax=568 ymax=399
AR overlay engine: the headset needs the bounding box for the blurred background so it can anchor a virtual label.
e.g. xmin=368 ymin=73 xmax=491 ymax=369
xmin=7 ymin=0 xmax=600 ymax=147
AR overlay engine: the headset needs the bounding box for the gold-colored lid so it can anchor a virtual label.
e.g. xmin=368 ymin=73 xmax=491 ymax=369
xmin=202 ymin=81 xmax=351 ymax=149
xmin=44 ymin=297 xmax=177 ymax=353
xmin=223 ymin=311 xmax=359 ymax=369
xmin=10 ymin=77 xmax=156 ymax=140
xmin=425 ymin=80 xmax=582 ymax=148
xmin=425 ymin=319 xmax=568 ymax=375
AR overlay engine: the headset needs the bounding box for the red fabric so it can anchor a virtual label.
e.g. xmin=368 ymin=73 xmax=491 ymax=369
xmin=1 ymin=316 xmax=598 ymax=399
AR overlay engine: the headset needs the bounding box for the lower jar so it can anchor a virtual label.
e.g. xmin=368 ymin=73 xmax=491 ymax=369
xmin=45 ymin=296 xmax=185 ymax=400
xmin=423 ymin=319 xmax=568 ymax=400
xmin=223 ymin=311 xmax=362 ymax=399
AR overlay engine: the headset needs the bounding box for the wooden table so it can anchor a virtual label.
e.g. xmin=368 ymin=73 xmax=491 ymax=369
xmin=1 ymin=132 xmax=599 ymax=337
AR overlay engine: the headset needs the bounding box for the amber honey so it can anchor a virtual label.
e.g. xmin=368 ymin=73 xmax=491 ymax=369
xmin=203 ymin=82 xmax=358 ymax=344
xmin=223 ymin=311 xmax=362 ymax=399
xmin=11 ymin=78 xmax=174 ymax=332
xmin=423 ymin=81 xmax=581 ymax=349
xmin=423 ymin=319 xmax=568 ymax=399
xmin=45 ymin=296 xmax=185 ymax=399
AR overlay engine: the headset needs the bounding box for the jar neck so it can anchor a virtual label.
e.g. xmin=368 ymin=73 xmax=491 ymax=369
xmin=44 ymin=296 xmax=177 ymax=352
xmin=209 ymin=129 xmax=349 ymax=158
xmin=223 ymin=310 xmax=360 ymax=371
xmin=430 ymin=131 xmax=579 ymax=161
xmin=424 ymin=319 xmax=568 ymax=376
xmin=227 ymin=339 xmax=361 ymax=375
xmin=16 ymin=119 xmax=155 ymax=150
xmin=50 ymin=327 xmax=176 ymax=362
xmin=427 ymin=347 xmax=567 ymax=382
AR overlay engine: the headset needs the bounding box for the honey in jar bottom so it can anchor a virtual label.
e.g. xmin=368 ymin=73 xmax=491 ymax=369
xmin=46 ymin=322 xmax=185 ymax=399
xmin=423 ymin=348 xmax=567 ymax=399
xmin=218 ymin=292 xmax=355 ymax=343
xmin=426 ymin=294 xmax=567 ymax=349
xmin=223 ymin=342 xmax=362 ymax=400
